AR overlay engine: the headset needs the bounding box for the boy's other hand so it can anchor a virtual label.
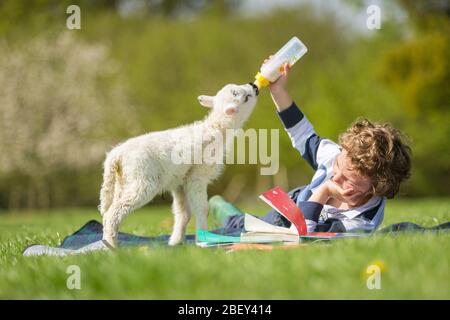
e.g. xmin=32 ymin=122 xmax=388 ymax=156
xmin=325 ymin=180 xmax=367 ymax=208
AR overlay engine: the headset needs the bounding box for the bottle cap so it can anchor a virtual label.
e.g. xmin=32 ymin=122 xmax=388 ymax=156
xmin=254 ymin=72 xmax=270 ymax=88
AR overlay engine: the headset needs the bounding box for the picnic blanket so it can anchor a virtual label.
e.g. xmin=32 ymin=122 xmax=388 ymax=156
xmin=22 ymin=220 xmax=242 ymax=256
xmin=23 ymin=220 xmax=449 ymax=257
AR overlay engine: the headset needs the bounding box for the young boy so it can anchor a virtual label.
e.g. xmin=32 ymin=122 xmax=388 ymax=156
xmin=210 ymin=62 xmax=412 ymax=233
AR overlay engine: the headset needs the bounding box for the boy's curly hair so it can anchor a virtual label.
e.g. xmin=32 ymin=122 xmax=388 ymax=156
xmin=339 ymin=119 xmax=412 ymax=199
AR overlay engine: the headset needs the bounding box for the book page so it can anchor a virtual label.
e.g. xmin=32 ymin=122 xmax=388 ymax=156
xmin=244 ymin=214 xmax=298 ymax=235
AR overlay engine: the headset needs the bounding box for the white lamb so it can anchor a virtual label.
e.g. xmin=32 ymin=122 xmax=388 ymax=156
xmin=99 ymin=83 xmax=259 ymax=247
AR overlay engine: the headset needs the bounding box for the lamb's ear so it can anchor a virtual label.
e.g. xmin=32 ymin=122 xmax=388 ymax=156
xmin=197 ymin=95 xmax=214 ymax=108
xmin=224 ymin=103 xmax=238 ymax=115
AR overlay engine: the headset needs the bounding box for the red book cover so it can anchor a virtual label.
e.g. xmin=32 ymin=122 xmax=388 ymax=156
xmin=306 ymin=232 xmax=338 ymax=237
xmin=259 ymin=186 xmax=308 ymax=235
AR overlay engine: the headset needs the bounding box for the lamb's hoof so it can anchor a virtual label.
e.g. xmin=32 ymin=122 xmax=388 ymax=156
xmin=168 ymin=237 xmax=183 ymax=246
xmin=102 ymin=238 xmax=117 ymax=249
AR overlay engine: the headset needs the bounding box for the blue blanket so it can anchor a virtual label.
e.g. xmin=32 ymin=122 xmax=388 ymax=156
xmin=23 ymin=220 xmax=242 ymax=256
xmin=60 ymin=220 xmax=195 ymax=250
xmin=22 ymin=220 xmax=449 ymax=256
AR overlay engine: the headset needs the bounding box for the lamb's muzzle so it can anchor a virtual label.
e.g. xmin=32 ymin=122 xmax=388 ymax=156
xmin=248 ymin=82 xmax=259 ymax=96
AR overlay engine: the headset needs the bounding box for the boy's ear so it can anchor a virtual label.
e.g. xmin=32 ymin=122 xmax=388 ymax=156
xmin=197 ymin=95 xmax=214 ymax=108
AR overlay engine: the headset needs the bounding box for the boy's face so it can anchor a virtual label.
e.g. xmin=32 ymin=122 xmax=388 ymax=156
xmin=332 ymin=150 xmax=373 ymax=197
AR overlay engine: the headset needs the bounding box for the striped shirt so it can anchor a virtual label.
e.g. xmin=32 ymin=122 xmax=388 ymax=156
xmin=277 ymin=102 xmax=385 ymax=233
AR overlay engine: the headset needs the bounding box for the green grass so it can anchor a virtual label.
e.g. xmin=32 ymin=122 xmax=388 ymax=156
xmin=0 ymin=198 xmax=449 ymax=299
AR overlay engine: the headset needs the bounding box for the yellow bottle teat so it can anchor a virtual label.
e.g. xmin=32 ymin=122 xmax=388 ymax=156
xmin=254 ymin=72 xmax=270 ymax=89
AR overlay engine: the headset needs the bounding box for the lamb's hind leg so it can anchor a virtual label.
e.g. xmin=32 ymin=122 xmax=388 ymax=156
xmin=103 ymin=183 xmax=156 ymax=247
xmin=168 ymin=186 xmax=191 ymax=246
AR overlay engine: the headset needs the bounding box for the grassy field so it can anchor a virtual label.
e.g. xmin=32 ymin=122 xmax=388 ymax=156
xmin=0 ymin=198 xmax=449 ymax=299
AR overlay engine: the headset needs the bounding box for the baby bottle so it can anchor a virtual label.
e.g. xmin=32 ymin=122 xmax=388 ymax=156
xmin=254 ymin=36 xmax=308 ymax=88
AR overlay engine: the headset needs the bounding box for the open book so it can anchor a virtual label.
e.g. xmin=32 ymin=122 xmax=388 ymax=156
xmin=196 ymin=186 xmax=367 ymax=247
xmin=243 ymin=186 xmax=337 ymax=242
xmin=241 ymin=214 xmax=300 ymax=243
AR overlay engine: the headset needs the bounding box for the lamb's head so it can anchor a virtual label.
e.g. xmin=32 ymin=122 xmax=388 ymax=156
xmin=197 ymin=83 xmax=258 ymax=127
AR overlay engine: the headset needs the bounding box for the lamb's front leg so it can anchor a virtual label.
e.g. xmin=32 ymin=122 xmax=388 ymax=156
xmin=185 ymin=179 xmax=209 ymax=234
xmin=168 ymin=187 xmax=191 ymax=246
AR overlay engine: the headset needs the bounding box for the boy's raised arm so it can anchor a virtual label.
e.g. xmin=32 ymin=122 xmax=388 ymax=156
xmin=268 ymin=63 xmax=340 ymax=170
xmin=268 ymin=63 xmax=293 ymax=112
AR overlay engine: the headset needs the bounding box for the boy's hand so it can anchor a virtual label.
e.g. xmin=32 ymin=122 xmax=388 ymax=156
xmin=325 ymin=180 xmax=367 ymax=208
xmin=310 ymin=180 xmax=367 ymax=208
xmin=262 ymin=56 xmax=290 ymax=94
xmin=263 ymin=55 xmax=293 ymax=112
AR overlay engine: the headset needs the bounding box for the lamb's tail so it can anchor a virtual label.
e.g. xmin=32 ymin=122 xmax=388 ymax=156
xmin=98 ymin=154 xmax=122 ymax=216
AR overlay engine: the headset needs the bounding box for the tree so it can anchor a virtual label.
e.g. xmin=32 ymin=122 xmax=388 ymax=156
xmin=0 ymin=33 xmax=141 ymax=208
xmin=376 ymin=0 xmax=450 ymax=195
